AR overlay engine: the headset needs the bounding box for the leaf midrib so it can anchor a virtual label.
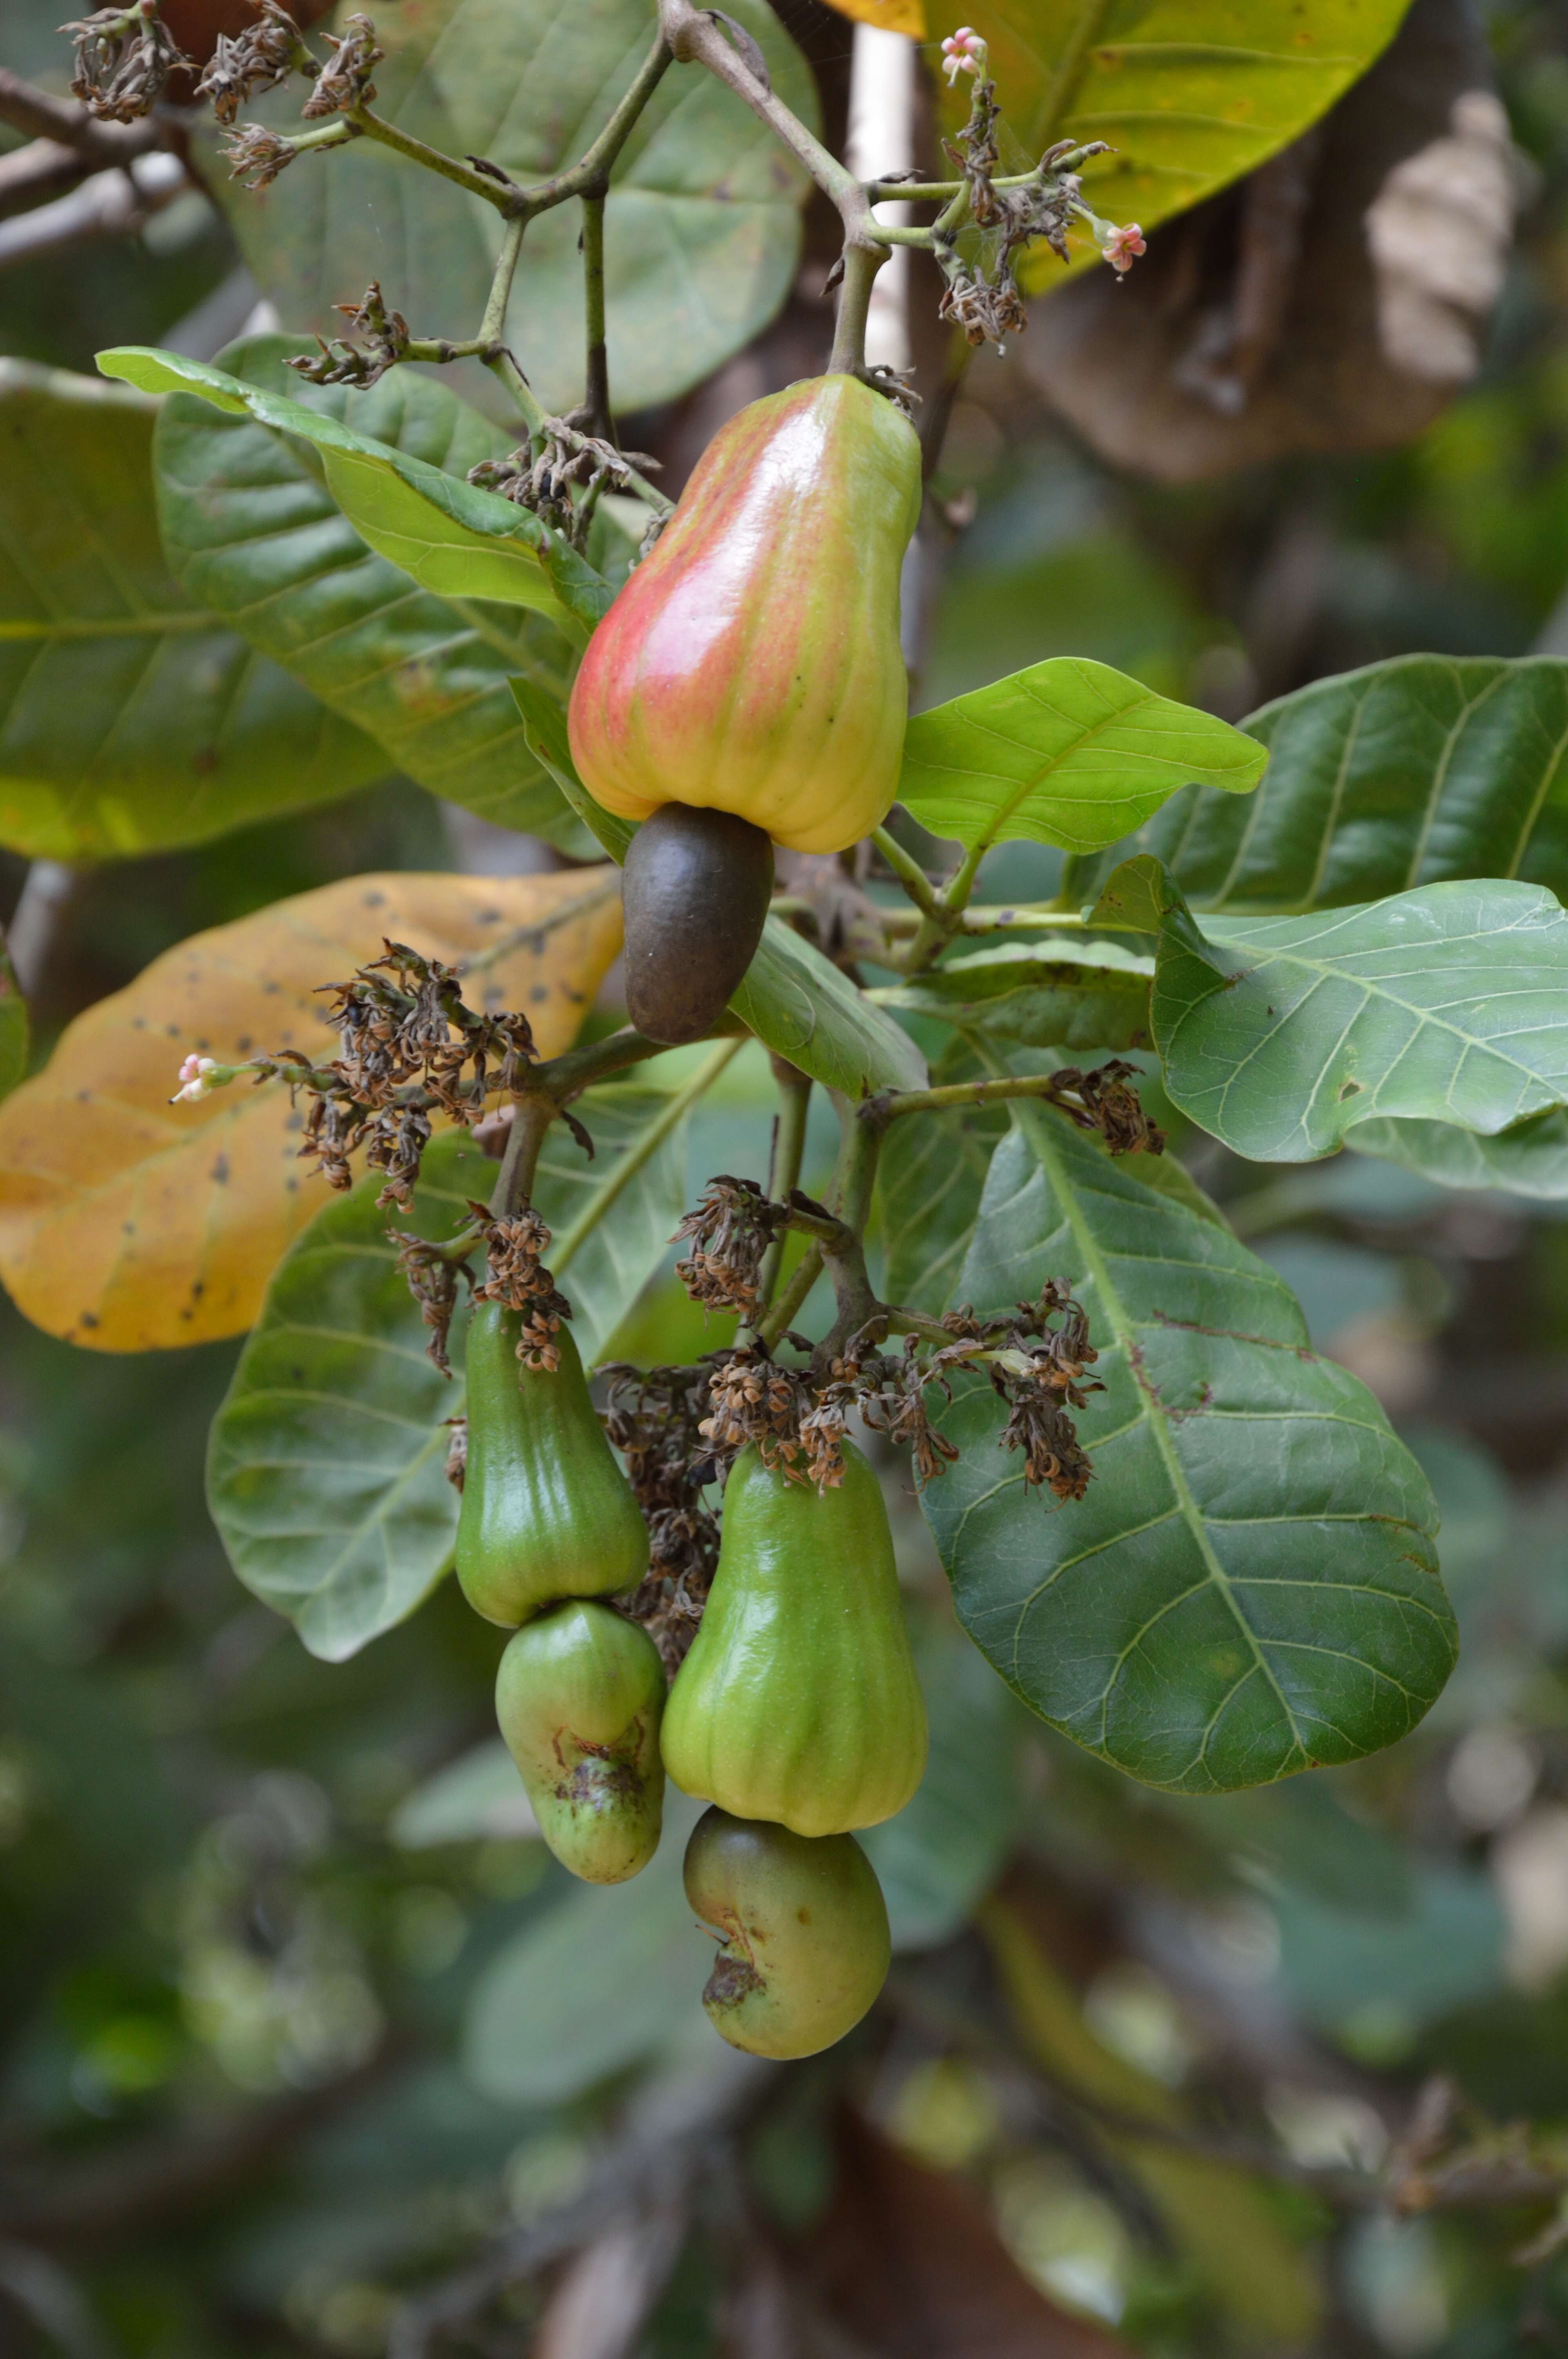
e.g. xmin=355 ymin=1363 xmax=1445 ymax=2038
xmin=1007 ymin=1092 xmax=1309 ymax=1770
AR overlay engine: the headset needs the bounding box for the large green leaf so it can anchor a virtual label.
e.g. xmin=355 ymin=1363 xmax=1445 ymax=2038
xmin=920 ymin=1100 xmax=1453 ymax=1792
xmin=732 ymin=918 xmax=927 ymax=1098
xmin=1082 ymin=657 xmax=1568 ymax=915
xmin=873 ymin=937 xmax=1153 ymax=1051
xmin=1143 ymin=868 xmax=1568 ymax=1163
xmin=207 ymin=0 xmax=817 ymax=419
xmin=147 ymin=336 xmax=585 ymax=844
xmin=207 ymin=1089 xmax=690 ymax=1662
xmin=862 ymin=1608 xmax=1026 ymax=1952
xmin=962 ymin=0 xmax=1412 ymax=287
xmin=101 ymin=345 xmax=609 ymax=634
xmin=0 ymin=360 xmax=387 ymax=860
xmin=898 ymin=658 xmax=1265 ymax=855
xmin=1351 ymin=1109 xmax=1568 ymax=1201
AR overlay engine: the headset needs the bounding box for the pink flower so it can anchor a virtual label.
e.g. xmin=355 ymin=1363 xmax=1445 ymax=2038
xmin=172 ymin=1053 xmax=218 ymax=1105
xmin=941 ymin=26 xmax=985 ymax=83
xmin=1103 ymin=222 xmax=1146 ymax=274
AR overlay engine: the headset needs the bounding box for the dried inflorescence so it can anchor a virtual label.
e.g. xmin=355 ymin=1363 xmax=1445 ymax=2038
xmin=468 ymin=420 xmax=662 ymax=554
xmin=1044 ymin=1060 xmax=1166 ymax=1159
xmin=63 ymin=0 xmax=189 ymax=120
xmin=196 ymin=0 xmax=305 ymax=123
xmin=222 ymin=122 xmax=297 ymax=188
xmin=211 ymin=940 xmax=536 ymax=1206
xmin=287 ymin=280 xmax=410 ymax=388
xmin=972 ymin=1281 xmax=1101 ymax=1501
xmin=673 ymin=1177 xmax=786 ymax=1319
xmin=390 ymin=1232 xmax=471 ymax=1375
xmin=301 ymin=11 xmax=380 ymax=116
xmin=469 ymin=1205 xmax=572 ymax=1370
xmin=601 ymin=1362 xmax=726 ymax=1671
xmin=699 ymin=1342 xmax=815 ymax=1474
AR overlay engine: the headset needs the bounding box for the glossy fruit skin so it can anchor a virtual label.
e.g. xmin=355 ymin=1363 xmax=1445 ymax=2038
xmin=661 ymin=1440 xmax=927 ymax=1836
xmin=495 ymin=1599 xmax=665 ymax=1883
xmin=456 ymin=1304 xmax=649 ymax=1627
xmin=567 ymin=374 xmax=922 ymax=857
xmin=684 ymin=1807 xmax=890 ymax=2059
xmin=621 ymin=803 xmax=773 ymax=1045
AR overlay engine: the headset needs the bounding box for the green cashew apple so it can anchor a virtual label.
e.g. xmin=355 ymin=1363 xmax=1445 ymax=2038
xmin=567 ymin=373 xmax=922 ymax=857
xmin=684 ymin=1806 xmax=891 ymax=2059
xmin=456 ymin=1302 xmax=648 ymax=1627
xmin=661 ymin=1439 xmax=927 ymax=1836
xmin=495 ymin=1599 xmax=665 ymax=1883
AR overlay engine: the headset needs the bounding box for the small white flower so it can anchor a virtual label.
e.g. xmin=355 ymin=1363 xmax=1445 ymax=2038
xmin=172 ymin=1053 xmax=219 ymax=1105
xmin=941 ymin=25 xmax=985 ymax=83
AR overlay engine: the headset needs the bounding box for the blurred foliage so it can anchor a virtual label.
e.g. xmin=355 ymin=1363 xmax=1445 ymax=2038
xmin=15 ymin=2 xmax=1568 ymax=2355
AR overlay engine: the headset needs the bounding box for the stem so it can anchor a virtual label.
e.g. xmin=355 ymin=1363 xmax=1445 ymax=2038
xmin=479 ymin=212 xmax=527 ymax=347
xmin=490 ymin=1091 xmax=553 ymax=1218
xmin=552 ymin=1036 xmax=744 ymax=1279
xmin=902 ymin=836 xmax=990 ymax=973
xmin=757 ymin=1062 xmax=812 ymax=1309
xmin=350 ymin=106 xmax=512 ymax=208
xmin=514 ymin=32 xmax=672 ymax=219
xmin=757 ymin=1243 xmax=822 ymax=1348
xmin=870 ymin=824 xmax=940 ymax=917
xmin=483 ymin=346 xmax=548 ymax=439
xmin=828 ymin=240 xmax=887 ymax=376
xmin=581 ymin=185 xmax=612 ymax=439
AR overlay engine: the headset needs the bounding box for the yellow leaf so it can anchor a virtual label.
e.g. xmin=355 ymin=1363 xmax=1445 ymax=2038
xmin=982 ymin=1898 xmax=1322 ymax=2342
xmin=820 ymin=0 xmax=927 ymax=37
xmin=0 ymin=869 xmax=622 ymax=1353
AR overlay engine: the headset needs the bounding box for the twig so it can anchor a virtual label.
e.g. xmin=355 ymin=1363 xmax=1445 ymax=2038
xmin=0 ymin=149 xmax=185 ymax=270
xmin=551 ymin=1035 xmax=746 ymax=1278
xmin=756 ymin=1061 xmax=811 ymax=1310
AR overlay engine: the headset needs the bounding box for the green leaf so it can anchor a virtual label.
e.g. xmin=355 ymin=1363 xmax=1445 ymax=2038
xmin=0 ymin=359 xmax=387 ymax=860
xmin=1085 ymin=656 xmax=1568 ymax=915
xmin=732 ymin=919 xmax=927 ymax=1099
xmin=510 ymin=674 xmax=636 ymax=862
xmin=881 ymin=1036 xmax=1010 ymax=1317
xmin=391 ymin=1737 xmax=539 ymax=1846
xmin=1145 ymin=870 xmax=1568 ymax=1164
xmin=208 ymin=1089 xmax=690 ymax=1662
xmin=966 ymin=0 xmax=1410 ymax=289
xmin=463 ymin=1796 xmax=708 ymax=2105
xmin=874 ymin=937 xmax=1153 ymax=1051
xmin=206 ymin=0 xmax=818 ymax=419
xmin=0 ymin=930 xmax=27 ymax=1101
xmin=1350 ymin=1109 xmax=1568 ymax=1201
xmin=102 ymin=342 xmax=608 ymax=634
xmin=920 ymin=1102 xmax=1453 ymax=1792
xmin=862 ymin=1608 xmax=1025 ymax=1953
xmin=146 ymin=335 xmax=585 ymax=845
xmin=898 ymin=658 xmax=1265 ymax=855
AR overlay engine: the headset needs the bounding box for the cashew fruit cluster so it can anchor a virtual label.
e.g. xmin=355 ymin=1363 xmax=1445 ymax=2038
xmin=568 ymin=373 xmax=923 ymax=1043
xmin=458 ymin=1301 xmax=661 ymax=1886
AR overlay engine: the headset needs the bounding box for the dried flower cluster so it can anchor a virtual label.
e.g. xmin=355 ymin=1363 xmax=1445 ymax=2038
xmin=62 ymin=0 xmax=188 ymax=120
xmin=301 ymin=11 xmax=380 ymax=117
xmin=672 ymin=1176 xmax=786 ymax=1319
xmin=287 ymin=280 xmax=409 ymax=388
xmin=469 ymin=1205 xmax=572 ymax=1370
xmin=390 ymin=1231 xmax=471 ymax=1376
xmin=601 ymin=1362 xmax=726 ymax=1671
xmin=223 ymin=123 xmax=297 ymax=189
xmin=468 ymin=420 xmax=661 ymax=554
xmin=196 ymin=0 xmax=305 ymax=124
xmin=1043 ymin=1060 xmax=1167 ymax=1158
xmin=695 ymin=1281 xmax=1099 ymax=1501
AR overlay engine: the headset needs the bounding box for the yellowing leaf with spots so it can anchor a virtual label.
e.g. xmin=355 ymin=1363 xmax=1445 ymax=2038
xmin=820 ymin=0 xmax=926 ymax=35
xmin=0 ymin=869 xmax=622 ymax=1352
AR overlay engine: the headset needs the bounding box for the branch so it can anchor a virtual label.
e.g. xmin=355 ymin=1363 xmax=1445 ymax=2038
xmin=550 ymin=1035 xmax=746 ymax=1277
xmin=0 ymin=150 xmax=185 ymax=271
xmin=0 ymin=66 xmax=161 ymax=163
